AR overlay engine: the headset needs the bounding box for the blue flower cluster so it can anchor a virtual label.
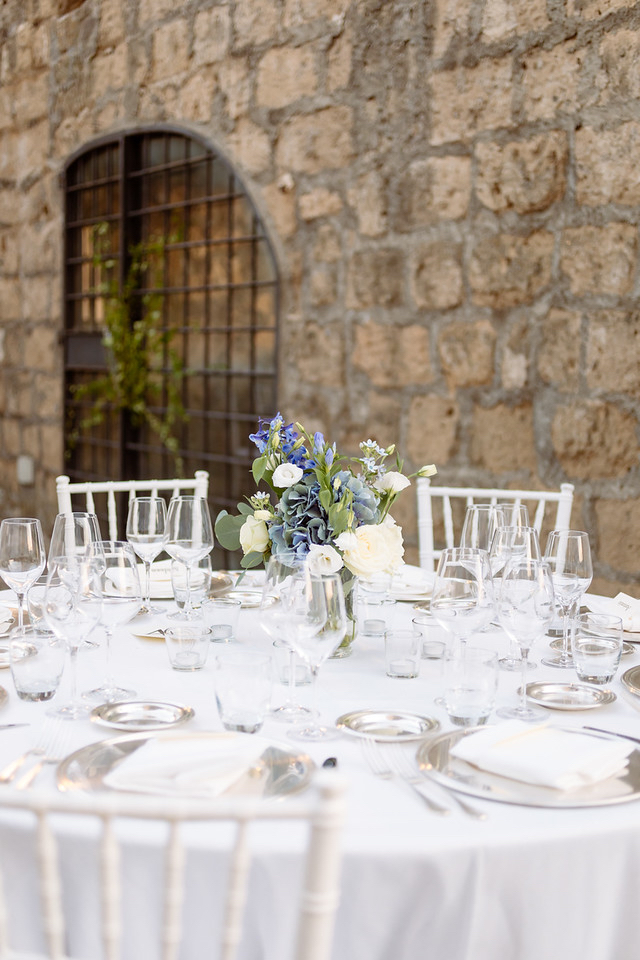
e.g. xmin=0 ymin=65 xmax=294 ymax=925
xmin=249 ymin=414 xmax=308 ymax=468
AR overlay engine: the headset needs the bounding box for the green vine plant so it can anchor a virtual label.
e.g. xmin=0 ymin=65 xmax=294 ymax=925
xmin=67 ymin=222 xmax=188 ymax=473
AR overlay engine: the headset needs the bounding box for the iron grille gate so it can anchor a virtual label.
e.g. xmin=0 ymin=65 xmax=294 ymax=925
xmin=63 ymin=129 xmax=279 ymax=555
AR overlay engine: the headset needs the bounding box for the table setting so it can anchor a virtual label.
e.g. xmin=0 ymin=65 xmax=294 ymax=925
xmin=0 ymin=417 xmax=638 ymax=959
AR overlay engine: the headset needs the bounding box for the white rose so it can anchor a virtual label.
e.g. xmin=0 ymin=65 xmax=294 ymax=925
xmin=307 ymin=544 xmax=344 ymax=575
xmin=373 ymin=471 xmax=411 ymax=495
xmin=239 ymin=515 xmax=270 ymax=555
xmin=272 ymin=463 xmax=304 ymax=488
xmin=335 ymin=519 xmax=405 ymax=577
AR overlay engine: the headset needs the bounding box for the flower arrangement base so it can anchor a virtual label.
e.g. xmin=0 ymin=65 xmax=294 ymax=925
xmin=330 ymin=624 xmax=356 ymax=659
xmin=330 ymin=574 xmax=358 ymax=659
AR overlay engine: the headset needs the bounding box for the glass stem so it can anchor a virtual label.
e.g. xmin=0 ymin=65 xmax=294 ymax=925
xmin=560 ymin=603 xmax=572 ymax=663
xmin=69 ymin=645 xmax=79 ymax=704
xmin=285 ymin=649 xmax=297 ymax=704
xmin=184 ymin=563 xmax=193 ymax=616
xmin=144 ymin=561 xmax=152 ymax=609
xmin=16 ymin=592 xmax=24 ymax=629
xmin=519 ymin=648 xmax=529 ymax=714
xmin=104 ymin=629 xmax=113 ymax=686
xmin=307 ymin=664 xmax=320 ymax=723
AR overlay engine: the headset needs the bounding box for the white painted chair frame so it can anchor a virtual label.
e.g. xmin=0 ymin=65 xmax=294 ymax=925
xmin=55 ymin=472 xmax=210 ymax=541
xmin=416 ymin=478 xmax=575 ymax=571
xmin=0 ymin=773 xmax=345 ymax=960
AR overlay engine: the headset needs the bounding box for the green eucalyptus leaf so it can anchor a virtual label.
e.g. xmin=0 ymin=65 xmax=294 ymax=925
xmin=214 ymin=511 xmax=245 ymax=550
xmin=237 ymin=502 xmax=253 ymax=516
xmin=240 ymin=551 xmax=264 ymax=569
xmin=252 ymin=456 xmax=267 ymax=485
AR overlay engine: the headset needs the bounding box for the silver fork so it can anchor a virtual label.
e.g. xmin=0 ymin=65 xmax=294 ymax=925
xmin=362 ymin=738 xmax=451 ymax=816
xmin=0 ymin=723 xmax=55 ymax=785
xmin=391 ymin=749 xmax=487 ymax=821
xmin=13 ymin=722 xmax=72 ymax=790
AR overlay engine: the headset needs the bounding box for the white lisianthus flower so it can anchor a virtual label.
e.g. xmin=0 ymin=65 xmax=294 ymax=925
xmin=335 ymin=518 xmax=404 ymax=577
xmin=239 ymin=515 xmax=270 ymax=555
xmin=272 ymin=462 xmax=304 ymax=488
xmin=307 ymin=544 xmax=344 ymax=575
xmin=253 ymin=509 xmax=272 ymax=521
xmin=373 ymin=471 xmax=411 ymax=495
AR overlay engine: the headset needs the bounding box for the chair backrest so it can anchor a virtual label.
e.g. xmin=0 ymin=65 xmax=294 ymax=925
xmin=0 ymin=773 xmax=345 ymax=960
xmin=416 ymin=479 xmax=575 ymax=571
xmin=55 ymin=472 xmax=210 ymax=540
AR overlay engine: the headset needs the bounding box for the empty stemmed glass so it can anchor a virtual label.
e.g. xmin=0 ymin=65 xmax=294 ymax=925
xmin=430 ymin=547 xmax=496 ymax=652
xmin=126 ymin=497 xmax=167 ymax=615
xmin=43 ymin=555 xmax=103 ymax=720
xmin=489 ymin=525 xmax=541 ymax=670
xmin=541 ymin=530 xmax=593 ymax=668
xmin=164 ymin=496 xmax=214 ymax=619
xmin=460 ymin=504 xmax=506 ymax=552
xmin=0 ymin=518 xmax=46 ymax=628
xmin=48 ymin=512 xmax=102 ymax=571
xmin=496 ymin=557 xmax=555 ymax=721
xmin=84 ymin=541 xmax=142 ymax=703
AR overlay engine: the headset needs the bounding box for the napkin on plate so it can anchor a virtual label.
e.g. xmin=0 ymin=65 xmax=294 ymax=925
xmin=389 ymin=564 xmax=435 ymax=599
xmin=585 ymin=593 xmax=640 ymax=632
xmin=104 ymin=732 xmax=268 ymax=797
xmin=450 ymin=720 xmax=634 ymax=791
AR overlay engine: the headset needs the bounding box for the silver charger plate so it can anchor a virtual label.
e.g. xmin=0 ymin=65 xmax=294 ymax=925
xmin=416 ymin=727 xmax=640 ymax=808
xmin=336 ymin=709 xmax=440 ymax=741
xmin=621 ymin=665 xmax=640 ymax=696
xmin=57 ymin=732 xmax=314 ymax=799
xmin=90 ymin=700 xmax=195 ymax=731
xmin=226 ymin=590 xmax=274 ymax=609
xmin=549 ymin=637 xmax=635 ymax=656
xmin=523 ymin=681 xmax=616 ymax=710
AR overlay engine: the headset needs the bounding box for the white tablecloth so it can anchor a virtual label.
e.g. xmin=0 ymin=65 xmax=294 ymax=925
xmin=0 ymin=588 xmax=639 ymax=960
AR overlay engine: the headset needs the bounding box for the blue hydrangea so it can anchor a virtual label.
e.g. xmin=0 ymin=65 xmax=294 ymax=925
xmin=333 ymin=471 xmax=380 ymax=525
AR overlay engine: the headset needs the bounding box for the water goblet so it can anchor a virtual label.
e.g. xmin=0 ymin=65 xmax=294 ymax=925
xmin=43 ymin=555 xmax=103 ymax=720
xmin=48 ymin=512 xmax=102 ymax=570
xmin=164 ymin=496 xmax=214 ymax=619
xmin=541 ymin=530 xmax=593 ymax=668
xmin=0 ymin=518 xmax=46 ymax=629
xmin=84 ymin=541 xmax=142 ymax=703
xmin=430 ymin=547 xmax=495 ymax=652
xmin=460 ymin=504 xmax=506 ymax=552
xmin=489 ymin=525 xmax=541 ymax=671
xmin=126 ymin=496 xmax=168 ymax=615
xmin=496 ymin=502 xmax=531 ymax=529
xmin=496 ymin=557 xmax=555 ymax=721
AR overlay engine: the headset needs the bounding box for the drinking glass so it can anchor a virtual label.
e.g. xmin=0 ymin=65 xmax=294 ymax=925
xmin=444 ymin=647 xmax=499 ymax=726
xmin=164 ymin=496 xmax=214 ymax=619
xmin=573 ymin=613 xmax=623 ymax=685
xmin=169 ymin=556 xmax=212 ymax=620
xmin=489 ymin=525 xmax=541 ymax=671
xmin=496 ymin=502 xmax=530 ymax=529
xmin=126 ymin=497 xmax=167 ymax=615
xmin=48 ymin=512 xmax=102 ymax=570
xmin=84 ymin=541 xmax=142 ymax=703
xmin=460 ymin=504 xmax=506 ymax=552
xmin=10 ymin=625 xmax=65 ymax=702
xmin=0 ymin=518 xmax=46 ymax=628
xmin=214 ymin=649 xmax=273 ymax=733
xmin=430 ymin=547 xmax=495 ymax=651
xmin=496 ymin=558 xmax=555 ymax=721
xmin=287 ymin=571 xmax=346 ymax=742
xmin=542 ymin=530 xmax=593 ymax=668
xmin=43 ymin=556 xmax=103 ymax=719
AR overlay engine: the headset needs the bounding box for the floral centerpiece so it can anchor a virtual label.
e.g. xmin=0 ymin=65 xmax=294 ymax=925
xmin=215 ymin=414 xmax=436 ymax=652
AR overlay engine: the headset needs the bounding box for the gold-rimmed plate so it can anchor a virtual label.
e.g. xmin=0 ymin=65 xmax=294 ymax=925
xmin=336 ymin=709 xmax=439 ymax=742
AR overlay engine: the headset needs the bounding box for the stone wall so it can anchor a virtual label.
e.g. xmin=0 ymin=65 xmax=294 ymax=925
xmin=1 ymin=0 xmax=640 ymax=594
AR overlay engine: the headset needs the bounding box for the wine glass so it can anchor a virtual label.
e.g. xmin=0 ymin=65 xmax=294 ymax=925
xmin=126 ymin=497 xmax=167 ymax=615
xmin=496 ymin=558 xmax=555 ymax=721
xmin=260 ymin=552 xmax=317 ymax=722
xmin=489 ymin=525 xmax=541 ymax=670
xmin=48 ymin=512 xmax=102 ymax=569
xmin=541 ymin=530 xmax=593 ymax=668
xmin=43 ymin=555 xmax=103 ymax=719
xmin=0 ymin=518 xmax=46 ymax=628
xmin=430 ymin=547 xmax=496 ymax=652
xmin=84 ymin=541 xmax=142 ymax=703
xmin=164 ymin=496 xmax=214 ymax=619
xmin=496 ymin=502 xmax=530 ymax=529
xmin=286 ymin=571 xmax=345 ymax=742
xmin=459 ymin=504 xmax=506 ymax=552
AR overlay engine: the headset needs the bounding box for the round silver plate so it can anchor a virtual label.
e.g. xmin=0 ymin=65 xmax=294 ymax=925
xmin=550 ymin=638 xmax=635 ymax=656
xmin=523 ymin=681 xmax=616 ymax=710
xmin=621 ymin=665 xmax=640 ymax=697
xmin=57 ymin=732 xmax=314 ymax=800
xmin=336 ymin=709 xmax=440 ymax=741
xmin=90 ymin=700 xmax=195 ymax=731
xmin=417 ymin=727 xmax=640 ymax=808
xmin=209 ymin=573 xmax=234 ymax=597
xmin=226 ymin=590 xmax=273 ymax=609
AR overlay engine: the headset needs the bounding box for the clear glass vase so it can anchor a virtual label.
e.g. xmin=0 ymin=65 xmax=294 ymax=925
xmin=330 ymin=573 xmax=357 ymax=659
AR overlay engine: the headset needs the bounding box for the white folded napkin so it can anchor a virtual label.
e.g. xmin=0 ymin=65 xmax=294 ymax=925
xmin=450 ymin=720 xmax=634 ymax=791
xmin=390 ymin=565 xmax=435 ymax=598
xmin=585 ymin=593 xmax=640 ymax=632
xmin=104 ymin=732 xmax=268 ymax=797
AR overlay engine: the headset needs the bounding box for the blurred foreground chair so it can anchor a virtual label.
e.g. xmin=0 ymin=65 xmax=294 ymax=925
xmin=416 ymin=478 xmax=575 ymax=571
xmin=0 ymin=772 xmax=345 ymax=960
xmin=55 ymin=472 xmax=209 ymax=540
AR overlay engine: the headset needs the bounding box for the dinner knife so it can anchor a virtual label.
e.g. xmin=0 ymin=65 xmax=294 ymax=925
xmin=582 ymin=725 xmax=640 ymax=746
xmin=0 ymin=724 xmax=29 ymax=731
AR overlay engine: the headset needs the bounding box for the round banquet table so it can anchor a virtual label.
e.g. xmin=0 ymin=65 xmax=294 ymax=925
xmin=0 ymin=580 xmax=639 ymax=960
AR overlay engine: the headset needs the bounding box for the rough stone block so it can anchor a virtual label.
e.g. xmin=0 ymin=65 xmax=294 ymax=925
xmin=309 ymin=267 xmax=337 ymax=306
xmin=284 ymin=0 xmax=348 ymax=28
xmin=407 ymin=394 xmax=459 ymax=465
xmin=352 ymin=321 xmax=433 ymax=388
xmin=561 ymin=223 xmax=636 ymax=296
xmin=218 ymin=58 xmax=251 ymax=121
xmin=139 ymin=0 xmax=175 ymax=25
xmin=432 ymin=0 xmax=473 ymax=59
xmin=0 ymin=280 xmax=20 ymax=320
xmin=285 ymin=320 xmax=344 ymax=387
xmin=299 ymin=188 xmax=342 ymax=221
xmin=552 ymin=400 xmax=638 ymax=479
xmin=481 ymin=0 xmax=548 ymax=42
xmin=151 ymin=19 xmax=190 ymax=82
xmin=595 ymin=499 xmax=640 ymax=575
xmin=194 ymin=7 xmax=232 ymax=65
xmin=586 ymin=310 xmax=640 ymax=396
xmin=576 ymin=123 xmax=640 ymax=207
xmin=596 ymin=30 xmax=640 ymax=104
xmin=568 ymin=0 xmax=634 ymax=18
xmin=469 ymin=230 xmax=553 ymax=308
xmin=313 ymin=223 xmax=342 ymax=262
xmin=346 ymin=248 xmax=404 ymax=308
xmin=261 ymin=181 xmax=297 ymax=239
xmin=227 ymin=118 xmax=271 ymax=175
xmin=327 ymin=29 xmax=352 ymax=92
xmin=521 ymin=41 xmax=582 ymax=121
xmin=179 ymin=70 xmax=216 ymax=124
xmin=25 ymin=326 xmax=59 ymax=372
xmin=97 ymin=0 xmax=125 ymax=48
xmin=275 ymin=106 xmax=354 ymax=173
xmin=538 ymin=308 xmax=581 ymax=392
xmin=438 ymin=320 xmax=496 ymax=388
xmin=257 ymin=45 xmax=317 ymax=108
xmin=396 ymin=156 xmax=471 ymax=229
xmin=233 ymin=0 xmax=280 ymax=48
xmin=470 ymin=404 xmax=537 ymax=473
xmin=411 ymin=241 xmax=463 ymax=310
xmin=347 ymin=171 xmax=386 ymax=237
xmin=430 ymin=58 xmax=513 ymax=145
xmin=475 ymin=132 xmax=568 ymax=214
xmin=91 ymin=45 xmax=127 ymax=94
